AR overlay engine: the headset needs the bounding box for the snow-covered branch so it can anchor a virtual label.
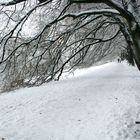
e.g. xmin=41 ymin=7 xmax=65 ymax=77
xmin=62 ymin=9 xmax=120 ymax=19
xmin=0 ymin=0 xmax=26 ymax=6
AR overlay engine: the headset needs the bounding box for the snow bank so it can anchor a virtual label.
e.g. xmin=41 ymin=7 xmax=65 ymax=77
xmin=0 ymin=62 xmax=140 ymax=140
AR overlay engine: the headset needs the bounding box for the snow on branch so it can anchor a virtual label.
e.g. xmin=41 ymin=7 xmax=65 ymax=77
xmin=0 ymin=0 xmax=26 ymax=6
xmin=63 ymin=9 xmax=120 ymax=18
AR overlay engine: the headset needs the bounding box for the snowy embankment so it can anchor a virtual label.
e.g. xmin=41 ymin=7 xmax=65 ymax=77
xmin=0 ymin=62 xmax=140 ymax=140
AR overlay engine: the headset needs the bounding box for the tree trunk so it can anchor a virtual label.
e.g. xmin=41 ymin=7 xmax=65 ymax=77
xmin=131 ymin=25 xmax=140 ymax=70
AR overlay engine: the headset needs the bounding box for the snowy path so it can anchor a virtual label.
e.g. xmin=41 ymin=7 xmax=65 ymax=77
xmin=0 ymin=62 xmax=140 ymax=140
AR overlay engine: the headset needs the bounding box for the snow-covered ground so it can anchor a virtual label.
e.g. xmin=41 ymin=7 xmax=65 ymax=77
xmin=0 ymin=62 xmax=140 ymax=140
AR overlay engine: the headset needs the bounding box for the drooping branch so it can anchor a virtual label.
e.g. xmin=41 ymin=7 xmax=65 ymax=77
xmin=62 ymin=9 xmax=120 ymax=18
xmin=0 ymin=0 xmax=26 ymax=6
xmin=70 ymin=0 xmax=136 ymax=26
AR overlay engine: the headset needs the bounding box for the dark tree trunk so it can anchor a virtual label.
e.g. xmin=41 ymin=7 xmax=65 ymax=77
xmin=127 ymin=46 xmax=135 ymax=66
xmin=131 ymin=25 xmax=140 ymax=70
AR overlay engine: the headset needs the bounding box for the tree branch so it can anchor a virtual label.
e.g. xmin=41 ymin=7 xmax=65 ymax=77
xmin=0 ymin=0 xmax=26 ymax=6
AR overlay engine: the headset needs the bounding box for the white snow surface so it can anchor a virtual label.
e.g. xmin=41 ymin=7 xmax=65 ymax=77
xmin=0 ymin=62 xmax=140 ymax=140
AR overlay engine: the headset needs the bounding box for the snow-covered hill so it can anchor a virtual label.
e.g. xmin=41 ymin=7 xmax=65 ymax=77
xmin=0 ymin=62 xmax=140 ymax=140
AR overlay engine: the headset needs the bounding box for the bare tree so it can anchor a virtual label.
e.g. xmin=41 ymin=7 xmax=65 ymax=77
xmin=0 ymin=0 xmax=139 ymax=91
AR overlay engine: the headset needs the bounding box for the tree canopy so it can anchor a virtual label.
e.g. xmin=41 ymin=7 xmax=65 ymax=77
xmin=0 ymin=0 xmax=139 ymax=91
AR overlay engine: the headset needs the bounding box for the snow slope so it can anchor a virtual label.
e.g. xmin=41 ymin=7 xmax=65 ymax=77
xmin=0 ymin=62 xmax=140 ymax=140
